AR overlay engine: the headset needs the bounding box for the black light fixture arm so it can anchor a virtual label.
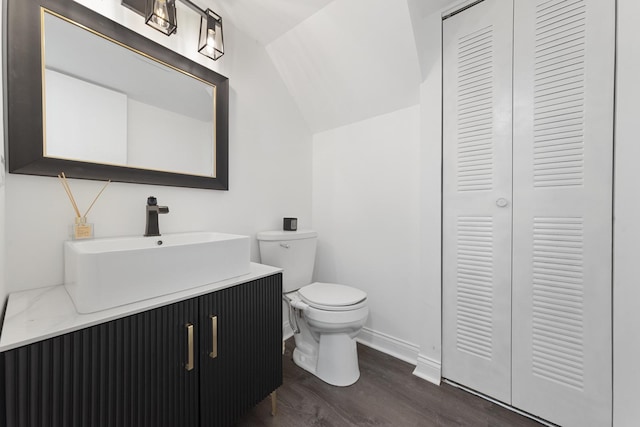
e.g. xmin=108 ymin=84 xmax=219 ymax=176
xmin=176 ymin=0 xmax=206 ymax=18
xmin=122 ymin=0 xmax=206 ymax=18
xmin=122 ymin=0 xmax=224 ymax=60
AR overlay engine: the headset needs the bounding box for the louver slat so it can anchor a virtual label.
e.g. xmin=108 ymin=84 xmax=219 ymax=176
xmin=533 ymin=0 xmax=586 ymax=188
xmin=456 ymin=216 xmax=494 ymax=359
xmin=531 ymin=217 xmax=584 ymax=390
xmin=457 ymin=26 xmax=494 ymax=193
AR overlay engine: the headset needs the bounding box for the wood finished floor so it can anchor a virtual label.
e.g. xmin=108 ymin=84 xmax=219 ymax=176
xmin=236 ymin=339 xmax=543 ymax=427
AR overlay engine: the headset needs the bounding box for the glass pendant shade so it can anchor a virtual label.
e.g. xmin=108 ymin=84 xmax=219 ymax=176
xmin=145 ymin=0 xmax=177 ymax=35
xmin=198 ymin=9 xmax=224 ymax=60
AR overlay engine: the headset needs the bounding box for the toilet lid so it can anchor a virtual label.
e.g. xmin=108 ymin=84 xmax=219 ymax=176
xmin=298 ymin=282 xmax=367 ymax=308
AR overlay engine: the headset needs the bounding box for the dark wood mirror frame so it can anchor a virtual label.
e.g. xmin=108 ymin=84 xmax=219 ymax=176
xmin=4 ymin=0 xmax=229 ymax=190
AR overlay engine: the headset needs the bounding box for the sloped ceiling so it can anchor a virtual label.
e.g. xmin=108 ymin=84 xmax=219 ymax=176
xmin=265 ymin=0 xmax=421 ymax=133
xmin=407 ymin=0 xmax=460 ymax=80
xmin=213 ymin=0 xmax=333 ymax=46
xmin=207 ymin=0 xmax=457 ymax=133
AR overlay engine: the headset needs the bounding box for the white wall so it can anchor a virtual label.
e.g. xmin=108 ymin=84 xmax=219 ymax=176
xmin=3 ymin=3 xmax=312 ymax=293
xmin=406 ymin=0 xmax=454 ymax=81
xmin=613 ymin=0 xmax=640 ymax=425
xmin=304 ymin=3 xmax=445 ymax=382
xmin=412 ymin=8 xmax=444 ymax=384
xmin=312 ymin=105 xmax=422 ymax=362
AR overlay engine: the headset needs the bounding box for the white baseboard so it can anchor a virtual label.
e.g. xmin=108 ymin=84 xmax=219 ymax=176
xmin=413 ymin=353 xmax=442 ymax=385
xmin=285 ymin=323 xmax=442 ymax=386
xmin=356 ymin=327 xmax=420 ymax=365
xmin=357 ymin=330 xmax=442 ymax=385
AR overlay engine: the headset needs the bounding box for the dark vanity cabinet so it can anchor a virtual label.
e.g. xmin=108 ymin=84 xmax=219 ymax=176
xmin=199 ymin=278 xmax=284 ymax=426
xmin=1 ymin=298 xmax=201 ymax=427
xmin=0 ymin=274 xmax=282 ymax=427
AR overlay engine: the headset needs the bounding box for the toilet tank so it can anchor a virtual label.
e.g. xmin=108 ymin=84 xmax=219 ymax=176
xmin=257 ymin=230 xmax=317 ymax=292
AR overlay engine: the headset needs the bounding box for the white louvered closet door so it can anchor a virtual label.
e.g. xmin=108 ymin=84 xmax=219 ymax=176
xmin=511 ymin=0 xmax=613 ymax=426
xmin=442 ymin=0 xmax=514 ymax=404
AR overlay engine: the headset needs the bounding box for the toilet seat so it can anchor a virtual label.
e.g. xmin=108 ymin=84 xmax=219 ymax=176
xmin=298 ymin=282 xmax=367 ymax=311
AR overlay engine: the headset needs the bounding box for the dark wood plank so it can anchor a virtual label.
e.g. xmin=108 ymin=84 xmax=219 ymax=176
xmin=236 ymin=339 xmax=544 ymax=427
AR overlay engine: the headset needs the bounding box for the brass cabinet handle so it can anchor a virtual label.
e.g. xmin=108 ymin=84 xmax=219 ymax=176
xmin=186 ymin=323 xmax=194 ymax=371
xmin=210 ymin=315 xmax=218 ymax=359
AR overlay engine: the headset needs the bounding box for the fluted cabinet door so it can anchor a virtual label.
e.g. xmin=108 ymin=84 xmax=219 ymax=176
xmin=2 ymin=298 xmax=200 ymax=427
xmin=198 ymin=274 xmax=283 ymax=427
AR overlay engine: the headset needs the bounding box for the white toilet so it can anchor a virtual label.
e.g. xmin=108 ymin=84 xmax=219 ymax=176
xmin=257 ymin=229 xmax=369 ymax=387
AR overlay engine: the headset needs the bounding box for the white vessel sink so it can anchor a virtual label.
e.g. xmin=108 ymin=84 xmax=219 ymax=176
xmin=64 ymin=232 xmax=250 ymax=313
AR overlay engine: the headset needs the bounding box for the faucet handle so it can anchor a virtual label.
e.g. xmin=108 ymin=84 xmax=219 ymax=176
xmin=147 ymin=196 xmax=157 ymax=206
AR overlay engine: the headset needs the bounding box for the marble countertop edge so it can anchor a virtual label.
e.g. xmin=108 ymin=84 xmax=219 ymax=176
xmin=0 ymin=262 xmax=282 ymax=352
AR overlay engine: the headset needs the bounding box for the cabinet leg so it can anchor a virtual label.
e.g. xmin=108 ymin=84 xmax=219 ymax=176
xmin=271 ymin=391 xmax=277 ymax=416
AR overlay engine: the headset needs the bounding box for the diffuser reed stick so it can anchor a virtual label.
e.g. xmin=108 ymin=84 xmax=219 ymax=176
xmin=58 ymin=172 xmax=111 ymax=239
xmin=58 ymin=173 xmax=81 ymax=217
xmin=83 ymin=180 xmax=111 ymax=217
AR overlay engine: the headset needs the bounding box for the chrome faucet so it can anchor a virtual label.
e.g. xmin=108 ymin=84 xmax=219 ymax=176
xmin=144 ymin=196 xmax=169 ymax=237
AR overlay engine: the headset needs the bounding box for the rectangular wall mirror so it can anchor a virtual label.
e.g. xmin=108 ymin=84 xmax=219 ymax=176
xmin=5 ymin=0 xmax=229 ymax=190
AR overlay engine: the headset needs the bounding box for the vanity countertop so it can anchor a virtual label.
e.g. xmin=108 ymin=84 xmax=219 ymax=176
xmin=0 ymin=262 xmax=282 ymax=352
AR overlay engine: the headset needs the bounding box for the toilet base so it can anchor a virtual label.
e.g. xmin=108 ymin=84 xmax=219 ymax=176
xmin=292 ymin=346 xmax=317 ymax=375
xmin=317 ymin=333 xmax=360 ymax=386
xmin=293 ymin=332 xmax=360 ymax=387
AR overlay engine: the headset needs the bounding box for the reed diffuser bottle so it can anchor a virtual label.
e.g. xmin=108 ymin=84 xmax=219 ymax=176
xmin=58 ymin=172 xmax=110 ymax=240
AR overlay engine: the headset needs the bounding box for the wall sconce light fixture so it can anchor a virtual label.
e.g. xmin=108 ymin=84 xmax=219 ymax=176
xmin=145 ymin=0 xmax=177 ymax=35
xmin=122 ymin=0 xmax=224 ymax=60
xmin=198 ymin=9 xmax=224 ymax=60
